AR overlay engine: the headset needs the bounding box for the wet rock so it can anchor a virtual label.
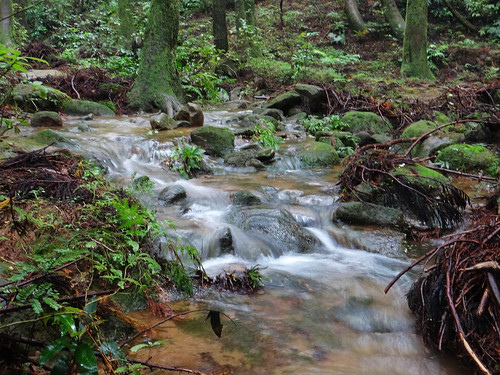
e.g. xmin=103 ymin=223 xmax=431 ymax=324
xmin=232 ymin=190 xmax=262 ymax=206
xmin=264 ymin=91 xmax=302 ymax=115
xmin=335 ymin=202 xmax=404 ymax=227
xmin=150 ymin=112 xmax=177 ymax=131
xmin=62 ymin=99 xmax=115 ymax=116
xmin=30 ymin=111 xmax=63 ymax=127
xmin=342 ymin=111 xmax=392 ymax=137
xmin=256 ymin=147 xmax=275 ymax=163
xmin=227 ymin=208 xmax=316 ymax=253
xmin=159 ymin=184 xmax=187 ymax=204
xmin=224 ymin=149 xmax=258 ymax=167
xmin=174 ymin=102 xmax=204 ymax=127
xmin=33 ymin=129 xmax=74 ymax=146
xmin=436 ymin=144 xmax=500 ymax=177
xmin=298 ymin=142 xmax=339 ymax=167
xmin=253 ymin=108 xmax=284 ymax=121
xmin=208 ymin=227 xmax=235 ymax=257
xmin=225 ymin=99 xmax=251 ymax=109
xmin=294 ymin=84 xmax=326 ymax=113
xmin=12 ymin=83 xmax=69 ymax=112
xmin=190 ymin=125 xmax=234 ymax=157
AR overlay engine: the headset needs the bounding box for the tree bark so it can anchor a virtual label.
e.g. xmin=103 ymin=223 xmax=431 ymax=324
xmin=235 ymin=0 xmax=255 ymax=32
xmin=212 ymin=0 xmax=228 ymax=51
xmin=443 ymin=0 xmax=479 ymax=33
xmin=401 ymin=0 xmax=434 ymax=80
xmin=344 ymin=0 xmax=365 ymax=31
xmin=0 ymin=0 xmax=12 ymax=45
xmin=128 ymin=0 xmax=184 ymax=113
xmin=382 ymin=0 xmax=404 ymax=40
xmin=117 ymin=0 xmax=134 ymax=44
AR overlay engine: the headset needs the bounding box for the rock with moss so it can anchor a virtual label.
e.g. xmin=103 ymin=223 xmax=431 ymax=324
xmin=12 ymin=83 xmax=69 ymax=112
xmin=298 ymin=142 xmax=340 ymax=167
xmin=30 ymin=111 xmax=63 ymax=128
xmin=33 ymin=129 xmax=74 ymax=146
xmin=174 ymin=102 xmax=204 ymax=127
xmin=225 ymin=149 xmax=258 ymax=167
xmin=159 ymin=184 xmax=187 ymax=204
xmin=436 ymin=144 xmax=500 ymax=177
xmin=232 ymin=190 xmax=262 ymax=206
xmin=335 ymin=202 xmax=404 ymax=227
xmin=341 ymin=111 xmax=392 ymax=137
xmin=264 ymin=91 xmax=302 ymax=115
xmin=252 ymin=108 xmax=284 ymax=121
xmin=190 ymin=126 xmax=234 ymax=157
xmin=294 ymin=84 xmax=326 ymax=113
xmin=63 ymin=99 xmax=115 ymax=116
xmin=150 ymin=113 xmax=177 ymax=131
xmin=402 ymin=120 xmax=465 ymax=158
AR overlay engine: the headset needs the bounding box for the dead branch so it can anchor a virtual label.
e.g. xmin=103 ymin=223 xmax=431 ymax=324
xmin=125 ymin=358 xmax=207 ymax=375
xmin=426 ymin=166 xmax=496 ymax=181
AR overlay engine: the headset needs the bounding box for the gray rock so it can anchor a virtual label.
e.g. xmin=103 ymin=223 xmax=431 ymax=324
xmin=30 ymin=111 xmax=63 ymax=127
xmin=335 ymin=202 xmax=404 ymax=227
xmin=264 ymin=91 xmax=302 ymax=114
xmin=256 ymin=147 xmax=275 ymax=163
xmin=191 ymin=126 xmax=235 ymax=157
xmin=174 ymin=102 xmax=204 ymax=127
xmin=225 ymin=149 xmax=258 ymax=167
xmin=294 ymin=84 xmax=326 ymax=113
xmin=227 ymin=208 xmax=316 ymax=253
xmin=150 ymin=113 xmax=177 ymax=131
xmin=159 ymin=184 xmax=187 ymax=204
xmin=253 ymin=108 xmax=284 ymax=121
xmin=12 ymin=83 xmax=69 ymax=112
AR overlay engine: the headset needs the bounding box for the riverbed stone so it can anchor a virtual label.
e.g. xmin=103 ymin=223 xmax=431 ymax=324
xmin=295 ymin=84 xmax=326 ymax=113
xmin=174 ymin=102 xmax=204 ymax=127
xmin=227 ymin=208 xmax=316 ymax=253
xmin=435 ymin=144 xmax=500 ymax=177
xmin=62 ymin=99 xmax=115 ymax=116
xmin=232 ymin=190 xmax=262 ymax=206
xmin=150 ymin=113 xmax=177 ymax=131
xmin=33 ymin=129 xmax=74 ymax=146
xmin=208 ymin=227 xmax=235 ymax=257
xmin=341 ymin=111 xmax=392 ymax=136
xmin=190 ymin=126 xmax=234 ymax=157
xmin=224 ymin=149 xmax=258 ymax=167
xmin=299 ymin=142 xmax=339 ymax=167
xmin=30 ymin=111 xmax=63 ymax=127
xmin=159 ymin=184 xmax=187 ymax=204
xmin=12 ymin=83 xmax=69 ymax=112
xmin=256 ymin=147 xmax=275 ymax=163
xmin=335 ymin=202 xmax=404 ymax=227
xmin=253 ymin=108 xmax=284 ymax=121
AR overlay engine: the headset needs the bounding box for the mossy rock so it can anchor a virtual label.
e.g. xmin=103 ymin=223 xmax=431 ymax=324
xmin=341 ymin=111 xmax=392 ymax=136
xmin=232 ymin=190 xmax=262 ymax=206
xmin=401 ymin=120 xmax=436 ymax=138
xmin=30 ymin=111 xmax=63 ymax=128
xmin=335 ymin=202 xmax=403 ymax=227
xmin=264 ymin=91 xmax=301 ymax=113
xmin=190 ymin=126 xmax=235 ymax=157
xmin=150 ymin=113 xmax=177 ymax=130
xmin=436 ymin=144 xmax=500 ymax=177
xmin=62 ymin=99 xmax=116 ymax=116
xmin=392 ymin=163 xmax=451 ymax=190
xmin=299 ymin=142 xmax=340 ymax=167
xmin=12 ymin=83 xmax=70 ymax=112
xmin=224 ymin=149 xmax=258 ymax=167
xmin=33 ymin=129 xmax=74 ymax=146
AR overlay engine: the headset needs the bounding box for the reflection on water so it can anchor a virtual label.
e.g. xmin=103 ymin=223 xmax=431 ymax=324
xmin=50 ymin=114 xmax=467 ymax=374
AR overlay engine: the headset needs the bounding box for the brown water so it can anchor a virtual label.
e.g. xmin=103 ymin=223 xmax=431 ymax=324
xmin=40 ymin=112 xmax=472 ymax=374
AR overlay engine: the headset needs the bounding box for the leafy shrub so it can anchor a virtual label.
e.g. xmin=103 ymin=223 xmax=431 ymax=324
xmin=253 ymin=120 xmax=283 ymax=150
xmin=301 ymin=114 xmax=349 ymax=133
xmin=168 ymin=141 xmax=206 ymax=178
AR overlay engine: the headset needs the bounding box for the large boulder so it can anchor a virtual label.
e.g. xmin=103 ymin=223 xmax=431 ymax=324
xmin=294 ymin=84 xmax=326 ymax=113
xmin=232 ymin=190 xmax=262 ymax=206
xmin=264 ymin=91 xmax=302 ymax=115
xmin=298 ymin=142 xmax=339 ymax=167
xmin=12 ymin=83 xmax=69 ymax=112
xmin=150 ymin=113 xmax=177 ymax=131
xmin=174 ymin=102 xmax=204 ymax=127
xmin=158 ymin=184 xmax=187 ymax=204
xmin=30 ymin=111 xmax=63 ymax=127
xmin=190 ymin=126 xmax=234 ymax=157
xmin=62 ymin=99 xmax=115 ymax=116
xmin=33 ymin=129 xmax=74 ymax=146
xmin=341 ymin=111 xmax=392 ymax=138
xmin=227 ymin=208 xmax=316 ymax=254
xmin=335 ymin=202 xmax=404 ymax=227
xmin=435 ymin=144 xmax=500 ymax=177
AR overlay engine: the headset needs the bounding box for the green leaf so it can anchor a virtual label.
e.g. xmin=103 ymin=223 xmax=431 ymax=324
xmin=75 ymin=342 xmax=98 ymax=375
xmin=84 ymin=297 xmax=98 ymax=317
xmin=53 ymin=314 xmax=77 ymax=336
xmin=40 ymin=336 xmax=72 ymax=366
xmin=43 ymin=296 xmax=62 ymax=311
xmin=130 ymin=343 xmax=149 ymax=353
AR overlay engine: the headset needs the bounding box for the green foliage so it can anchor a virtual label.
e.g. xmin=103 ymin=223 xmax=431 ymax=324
xmin=246 ymin=265 xmax=271 ymax=289
xmin=252 ymin=120 xmax=283 ymax=150
xmin=169 ymin=141 xmax=206 ymax=179
xmin=301 ymin=114 xmax=348 ymax=133
xmin=427 ymin=44 xmax=449 ymax=71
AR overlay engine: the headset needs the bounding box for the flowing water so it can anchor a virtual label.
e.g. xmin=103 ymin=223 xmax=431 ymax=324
xmin=48 ymin=110 xmax=467 ymax=374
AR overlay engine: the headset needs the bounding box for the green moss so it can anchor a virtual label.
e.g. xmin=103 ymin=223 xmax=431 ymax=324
xmin=299 ymin=142 xmax=339 ymax=167
xmin=401 ymin=120 xmax=436 ymax=138
xmin=341 ymin=111 xmax=392 ymax=135
xmin=63 ymin=100 xmax=115 ymax=116
xmin=436 ymin=144 xmax=500 ymax=177
xmin=393 ymin=163 xmax=450 ymax=185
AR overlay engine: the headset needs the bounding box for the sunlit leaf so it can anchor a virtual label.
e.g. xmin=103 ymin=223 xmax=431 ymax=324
xmin=39 ymin=336 xmax=71 ymax=366
xmin=75 ymin=342 xmax=98 ymax=375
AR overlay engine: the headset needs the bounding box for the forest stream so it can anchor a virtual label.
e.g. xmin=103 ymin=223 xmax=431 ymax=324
xmin=31 ymin=108 xmax=471 ymax=375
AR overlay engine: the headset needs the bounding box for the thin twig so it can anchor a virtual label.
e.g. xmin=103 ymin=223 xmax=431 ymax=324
xmin=125 ymin=358 xmax=207 ymax=375
xmin=71 ymin=73 xmax=81 ymax=99
xmin=426 ymin=166 xmax=496 ymax=181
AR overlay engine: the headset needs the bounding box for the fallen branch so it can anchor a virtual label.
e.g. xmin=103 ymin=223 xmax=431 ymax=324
xmin=125 ymin=358 xmax=207 ymax=375
xmin=426 ymin=166 xmax=496 ymax=181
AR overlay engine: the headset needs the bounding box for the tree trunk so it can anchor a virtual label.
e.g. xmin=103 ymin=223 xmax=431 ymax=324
xmin=382 ymin=0 xmax=404 ymax=40
xmin=117 ymin=0 xmax=134 ymax=45
xmin=235 ymin=0 xmax=255 ymax=32
xmin=128 ymin=0 xmax=184 ymax=113
xmin=0 ymin=0 xmax=12 ymax=45
xmin=401 ymin=0 xmax=434 ymax=80
xmin=344 ymin=0 xmax=365 ymax=31
xmin=212 ymin=0 xmax=228 ymax=51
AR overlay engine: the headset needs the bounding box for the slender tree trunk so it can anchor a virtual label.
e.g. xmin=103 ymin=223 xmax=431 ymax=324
xmin=344 ymin=0 xmax=365 ymax=31
xmin=443 ymin=0 xmax=479 ymax=33
xmin=382 ymin=0 xmax=404 ymax=40
xmin=117 ymin=0 xmax=134 ymax=45
xmin=401 ymin=0 xmax=434 ymax=79
xmin=212 ymin=0 xmax=228 ymax=51
xmin=0 ymin=0 xmax=12 ymax=45
xmin=128 ymin=0 xmax=184 ymax=113
xmin=235 ymin=0 xmax=255 ymax=32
